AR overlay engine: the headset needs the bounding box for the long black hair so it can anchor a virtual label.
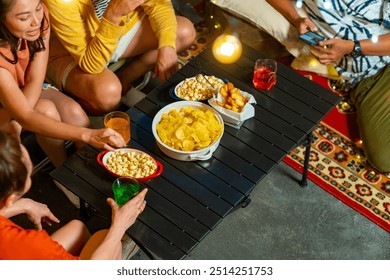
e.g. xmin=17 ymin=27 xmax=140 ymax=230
xmin=0 ymin=0 xmax=49 ymax=64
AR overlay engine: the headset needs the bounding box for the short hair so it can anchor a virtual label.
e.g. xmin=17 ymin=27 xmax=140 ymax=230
xmin=0 ymin=131 xmax=27 ymax=200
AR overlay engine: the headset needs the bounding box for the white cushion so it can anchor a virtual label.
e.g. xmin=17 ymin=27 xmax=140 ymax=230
xmin=213 ymin=0 xmax=339 ymax=78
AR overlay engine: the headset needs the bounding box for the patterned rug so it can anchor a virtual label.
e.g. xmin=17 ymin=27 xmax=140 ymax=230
xmin=179 ymin=24 xmax=390 ymax=233
xmin=283 ymin=71 xmax=390 ymax=233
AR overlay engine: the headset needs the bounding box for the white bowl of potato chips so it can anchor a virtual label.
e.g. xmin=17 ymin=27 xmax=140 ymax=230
xmin=174 ymin=74 xmax=225 ymax=101
xmin=97 ymin=148 xmax=163 ymax=181
xmin=152 ymin=101 xmax=224 ymax=161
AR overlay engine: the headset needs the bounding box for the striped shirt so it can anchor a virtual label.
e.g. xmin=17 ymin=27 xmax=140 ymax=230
xmin=304 ymin=0 xmax=390 ymax=85
xmin=92 ymin=0 xmax=110 ymax=20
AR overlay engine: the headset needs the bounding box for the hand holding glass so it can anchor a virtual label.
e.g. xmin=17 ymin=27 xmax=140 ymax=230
xmin=253 ymin=59 xmax=277 ymax=91
xmin=104 ymin=111 xmax=131 ymax=146
xmin=112 ymin=177 xmax=140 ymax=207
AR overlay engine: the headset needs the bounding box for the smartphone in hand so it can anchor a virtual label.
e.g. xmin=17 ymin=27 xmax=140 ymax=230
xmin=299 ymin=31 xmax=326 ymax=46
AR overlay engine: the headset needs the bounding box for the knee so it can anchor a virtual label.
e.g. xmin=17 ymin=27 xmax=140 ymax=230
xmin=35 ymin=99 xmax=61 ymax=120
xmin=87 ymin=78 xmax=122 ymax=114
xmin=64 ymin=100 xmax=90 ymax=127
xmin=176 ymin=16 xmax=196 ymax=51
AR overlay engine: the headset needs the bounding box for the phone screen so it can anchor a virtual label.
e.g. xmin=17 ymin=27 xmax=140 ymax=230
xmin=299 ymin=31 xmax=325 ymax=46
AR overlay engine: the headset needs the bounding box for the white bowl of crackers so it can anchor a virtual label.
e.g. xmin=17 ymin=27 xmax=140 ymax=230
xmin=152 ymin=101 xmax=224 ymax=161
xmin=174 ymin=74 xmax=225 ymax=101
xmin=97 ymin=148 xmax=164 ymax=181
xmin=208 ymin=82 xmax=256 ymax=128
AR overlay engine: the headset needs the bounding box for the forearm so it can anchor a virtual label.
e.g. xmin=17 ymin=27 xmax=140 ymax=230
xmin=0 ymin=198 xmax=32 ymax=218
xmin=359 ymin=34 xmax=390 ymax=56
xmin=142 ymin=0 xmax=177 ymax=49
xmin=89 ymin=226 xmax=126 ymax=260
xmin=16 ymin=111 xmax=90 ymax=143
xmin=266 ymin=0 xmax=302 ymax=28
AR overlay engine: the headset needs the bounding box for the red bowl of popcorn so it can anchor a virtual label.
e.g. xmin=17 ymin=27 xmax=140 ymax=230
xmin=97 ymin=148 xmax=163 ymax=182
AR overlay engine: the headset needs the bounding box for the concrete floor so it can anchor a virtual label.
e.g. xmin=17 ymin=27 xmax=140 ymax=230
xmin=133 ymin=162 xmax=390 ymax=260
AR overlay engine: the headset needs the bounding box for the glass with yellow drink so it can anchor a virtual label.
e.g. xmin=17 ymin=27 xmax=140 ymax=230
xmin=104 ymin=111 xmax=131 ymax=145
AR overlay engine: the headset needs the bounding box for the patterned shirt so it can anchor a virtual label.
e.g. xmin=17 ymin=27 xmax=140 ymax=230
xmin=91 ymin=0 xmax=109 ymax=19
xmin=304 ymin=0 xmax=390 ymax=85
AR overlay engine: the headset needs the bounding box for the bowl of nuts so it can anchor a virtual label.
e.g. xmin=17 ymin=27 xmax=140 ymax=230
xmin=97 ymin=148 xmax=163 ymax=181
xmin=172 ymin=74 xmax=225 ymax=101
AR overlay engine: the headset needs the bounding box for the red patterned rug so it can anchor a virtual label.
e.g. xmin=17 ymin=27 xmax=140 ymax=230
xmin=283 ymin=70 xmax=390 ymax=233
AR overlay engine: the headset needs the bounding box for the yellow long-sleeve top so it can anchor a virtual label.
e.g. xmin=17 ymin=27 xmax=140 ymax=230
xmin=43 ymin=0 xmax=177 ymax=74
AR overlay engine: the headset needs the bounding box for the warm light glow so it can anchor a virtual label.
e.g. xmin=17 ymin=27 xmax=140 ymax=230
xmin=371 ymin=35 xmax=379 ymax=43
xmin=212 ymin=34 xmax=242 ymax=64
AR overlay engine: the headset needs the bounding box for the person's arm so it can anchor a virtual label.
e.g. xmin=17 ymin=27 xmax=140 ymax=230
xmin=0 ymin=69 xmax=125 ymax=149
xmin=88 ymin=189 xmax=148 ymax=260
xmin=22 ymin=4 xmax=50 ymax=108
xmin=0 ymin=198 xmax=59 ymax=231
xmin=266 ymin=0 xmax=317 ymax=33
xmin=142 ymin=0 xmax=178 ymax=81
xmin=312 ymin=34 xmax=390 ymax=65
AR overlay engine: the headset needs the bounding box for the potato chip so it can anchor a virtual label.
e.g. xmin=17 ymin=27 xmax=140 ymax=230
xmin=156 ymin=107 xmax=223 ymax=151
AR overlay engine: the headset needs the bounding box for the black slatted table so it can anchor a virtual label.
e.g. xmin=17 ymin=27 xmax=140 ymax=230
xmin=51 ymin=44 xmax=341 ymax=259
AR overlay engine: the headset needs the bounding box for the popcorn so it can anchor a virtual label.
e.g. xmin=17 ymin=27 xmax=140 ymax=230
xmin=105 ymin=151 xmax=157 ymax=178
xmin=175 ymin=75 xmax=225 ymax=101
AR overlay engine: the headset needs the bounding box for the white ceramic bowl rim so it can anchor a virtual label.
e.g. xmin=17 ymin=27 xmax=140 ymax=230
xmin=174 ymin=76 xmax=224 ymax=101
xmin=152 ymin=101 xmax=224 ymax=155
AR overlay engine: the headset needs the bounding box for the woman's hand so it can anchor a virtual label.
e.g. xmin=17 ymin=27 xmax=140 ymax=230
xmin=154 ymin=47 xmax=178 ymax=82
xmin=107 ymin=188 xmax=148 ymax=233
xmin=83 ymin=128 xmax=126 ymax=150
xmin=22 ymin=198 xmax=60 ymax=231
xmin=311 ymin=39 xmax=354 ymax=64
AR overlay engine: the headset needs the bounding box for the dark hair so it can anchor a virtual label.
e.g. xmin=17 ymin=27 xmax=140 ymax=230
xmin=0 ymin=131 xmax=27 ymax=201
xmin=0 ymin=0 xmax=49 ymax=64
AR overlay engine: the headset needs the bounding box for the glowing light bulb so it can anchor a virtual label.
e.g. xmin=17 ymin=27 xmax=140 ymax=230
xmin=371 ymin=35 xmax=379 ymax=43
xmin=212 ymin=34 xmax=242 ymax=64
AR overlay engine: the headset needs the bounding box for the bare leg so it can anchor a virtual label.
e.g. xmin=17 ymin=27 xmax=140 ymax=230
xmin=65 ymin=67 xmax=122 ymax=115
xmin=51 ymin=219 xmax=91 ymax=256
xmin=116 ymin=16 xmax=196 ymax=94
xmin=40 ymin=88 xmax=90 ymax=150
xmin=79 ymin=230 xmax=122 ymax=260
xmin=33 ymin=98 xmax=67 ymax=167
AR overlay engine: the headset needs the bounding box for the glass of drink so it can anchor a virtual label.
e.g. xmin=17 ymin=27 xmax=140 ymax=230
xmin=104 ymin=111 xmax=131 ymax=145
xmin=112 ymin=177 xmax=140 ymax=207
xmin=252 ymin=59 xmax=277 ymax=91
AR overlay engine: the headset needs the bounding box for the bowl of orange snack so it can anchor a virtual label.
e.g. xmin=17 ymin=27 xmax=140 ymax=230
xmin=208 ymin=82 xmax=256 ymax=128
xmin=152 ymin=101 xmax=224 ymax=161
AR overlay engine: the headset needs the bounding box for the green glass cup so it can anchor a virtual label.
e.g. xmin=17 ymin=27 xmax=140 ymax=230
xmin=112 ymin=177 xmax=140 ymax=207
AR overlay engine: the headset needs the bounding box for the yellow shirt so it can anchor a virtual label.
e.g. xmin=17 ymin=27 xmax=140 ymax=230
xmin=43 ymin=0 xmax=177 ymax=74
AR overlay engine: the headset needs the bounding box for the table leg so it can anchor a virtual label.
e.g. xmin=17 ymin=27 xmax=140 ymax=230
xmin=228 ymin=196 xmax=252 ymax=214
xmin=79 ymin=198 xmax=89 ymax=220
xmin=300 ymin=132 xmax=314 ymax=188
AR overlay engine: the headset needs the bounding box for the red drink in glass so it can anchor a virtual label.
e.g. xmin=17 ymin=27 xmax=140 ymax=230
xmin=253 ymin=59 xmax=277 ymax=91
xmin=253 ymin=67 xmax=276 ymax=90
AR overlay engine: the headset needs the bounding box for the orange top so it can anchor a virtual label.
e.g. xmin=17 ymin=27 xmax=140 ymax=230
xmin=0 ymin=216 xmax=79 ymax=260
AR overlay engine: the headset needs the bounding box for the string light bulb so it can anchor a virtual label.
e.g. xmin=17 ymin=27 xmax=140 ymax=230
xmin=296 ymin=0 xmax=303 ymax=8
xmin=212 ymin=34 xmax=242 ymax=64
